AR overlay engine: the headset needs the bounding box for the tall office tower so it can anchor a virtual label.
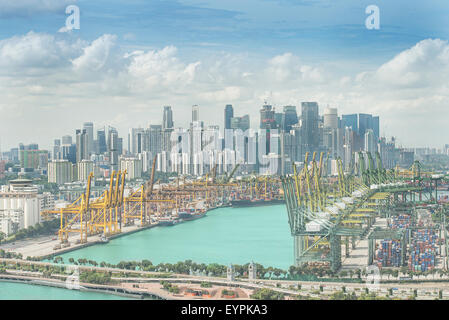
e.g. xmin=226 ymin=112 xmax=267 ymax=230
xmin=280 ymin=132 xmax=296 ymax=175
xmin=53 ymin=139 xmax=61 ymax=160
xmin=97 ymin=128 xmax=107 ymax=154
xmin=162 ymin=106 xmax=174 ymax=152
xmin=162 ymin=106 xmax=174 ymax=130
xmin=372 ymin=116 xmax=380 ymax=139
xmin=230 ymin=115 xmax=250 ymax=132
xmin=107 ymin=126 xmax=118 ymax=151
xmin=301 ymin=102 xmax=320 ymax=152
xmin=358 ymin=113 xmax=373 ymax=137
xmin=259 ymin=104 xmax=276 ymax=129
xmin=203 ymin=125 xmax=221 ymax=152
xmin=274 ymin=112 xmax=283 ymax=130
xmin=224 ymin=104 xmax=234 ymax=131
xmin=109 ymin=129 xmax=119 ymax=169
xmin=75 ymin=129 xmax=89 ymax=163
xmin=83 ymin=122 xmax=94 ymax=155
xmin=364 ymin=129 xmax=376 ymax=153
xmin=148 ymin=125 xmax=162 ymax=155
xmin=282 ymin=106 xmax=298 ymax=132
xmin=62 ymin=135 xmax=72 ymax=145
xmin=341 ymin=114 xmax=358 ymax=132
xmin=192 ymin=105 xmax=200 ymax=122
xmin=323 ymin=108 xmax=338 ymax=129
xmin=61 ymin=144 xmax=76 ymax=164
xmin=129 ymin=128 xmax=145 ymax=155
xmin=343 ymin=126 xmax=354 ymax=170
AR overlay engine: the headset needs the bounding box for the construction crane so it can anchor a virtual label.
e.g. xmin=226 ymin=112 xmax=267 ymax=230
xmin=224 ymin=163 xmax=240 ymax=183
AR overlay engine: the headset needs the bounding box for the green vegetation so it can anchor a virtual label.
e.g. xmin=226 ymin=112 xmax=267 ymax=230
xmin=79 ymin=270 xmax=112 ymax=285
xmin=251 ymin=288 xmax=284 ymax=300
xmin=200 ymin=282 xmax=212 ymax=288
xmin=0 ymin=250 xmax=22 ymax=259
xmin=160 ymin=280 xmax=180 ymax=294
xmin=221 ymin=289 xmax=238 ymax=298
xmin=1 ymin=219 xmax=60 ymax=244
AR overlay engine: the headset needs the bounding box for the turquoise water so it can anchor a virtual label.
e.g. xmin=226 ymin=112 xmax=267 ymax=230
xmin=60 ymin=205 xmax=293 ymax=269
xmin=0 ymin=281 xmax=132 ymax=300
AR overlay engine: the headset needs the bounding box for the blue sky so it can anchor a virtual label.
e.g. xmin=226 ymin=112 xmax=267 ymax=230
xmin=0 ymin=0 xmax=449 ymax=149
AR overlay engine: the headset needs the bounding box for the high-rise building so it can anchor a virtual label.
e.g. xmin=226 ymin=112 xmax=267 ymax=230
xmin=162 ymin=106 xmax=174 ymax=130
xmin=53 ymin=139 xmax=61 ymax=160
xmin=358 ymin=113 xmax=373 ymax=137
xmin=282 ymin=106 xmax=298 ymax=132
xmin=62 ymin=135 xmax=72 ymax=145
xmin=230 ymin=115 xmax=250 ymax=132
xmin=364 ymin=129 xmax=376 ymax=153
xmin=120 ymin=157 xmax=143 ymax=180
xmin=148 ymin=125 xmax=162 ymax=155
xmin=260 ymin=104 xmax=276 ymax=129
xmin=192 ymin=105 xmax=200 ymax=122
xmin=19 ymin=150 xmax=48 ymax=169
xmin=373 ymin=116 xmax=380 ymax=139
xmin=301 ymin=102 xmax=320 ymax=152
xmin=77 ymin=159 xmax=93 ymax=181
xmin=76 ymin=129 xmax=89 ymax=162
xmin=83 ymin=122 xmax=94 ymax=155
xmin=341 ymin=114 xmax=358 ymax=132
xmin=323 ymin=108 xmax=338 ymax=129
xmin=224 ymin=105 xmax=234 ymax=131
xmin=48 ymin=160 xmax=73 ymax=184
xmin=129 ymin=128 xmax=145 ymax=155
xmin=97 ymin=128 xmax=107 ymax=155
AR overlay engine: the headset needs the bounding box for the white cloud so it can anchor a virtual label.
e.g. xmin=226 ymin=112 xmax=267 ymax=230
xmin=0 ymin=33 xmax=448 ymax=149
xmin=0 ymin=31 xmax=85 ymax=76
xmin=72 ymin=34 xmax=117 ymax=72
xmin=127 ymin=46 xmax=201 ymax=90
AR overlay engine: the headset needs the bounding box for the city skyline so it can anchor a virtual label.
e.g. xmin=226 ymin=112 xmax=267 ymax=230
xmin=0 ymin=1 xmax=449 ymax=149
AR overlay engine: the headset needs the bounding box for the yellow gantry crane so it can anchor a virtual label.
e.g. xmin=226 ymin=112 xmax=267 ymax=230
xmin=42 ymin=172 xmax=94 ymax=243
xmin=88 ymin=170 xmax=127 ymax=236
xmin=123 ymin=156 xmax=176 ymax=226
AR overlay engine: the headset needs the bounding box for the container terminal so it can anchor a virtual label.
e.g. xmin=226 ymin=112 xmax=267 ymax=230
xmin=6 ymin=150 xmax=449 ymax=281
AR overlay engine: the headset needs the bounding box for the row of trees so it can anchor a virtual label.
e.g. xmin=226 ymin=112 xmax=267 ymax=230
xmin=1 ymin=219 xmax=59 ymax=243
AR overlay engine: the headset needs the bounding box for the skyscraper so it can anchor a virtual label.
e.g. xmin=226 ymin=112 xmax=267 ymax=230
xmin=373 ymin=116 xmax=380 ymax=139
xmin=341 ymin=114 xmax=358 ymax=132
xmin=97 ymin=128 xmax=107 ymax=154
xmin=282 ymin=106 xmax=298 ymax=132
xmin=260 ymin=104 xmax=276 ymax=129
xmin=61 ymin=135 xmax=72 ymax=145
xmin=75 ymin=129 xmax=89 ymax=163
xmin=230 ymin=115 xmax=250 ymax=132
xmin=224 ymin=104 xmax=234 ymax=131
xmin=83 ymin=122 xmax=94 ymax=155
xmin=162 ymin=106 xmax=174 ymax=130
xmin=358 ymin=113 xmax=373 ymax=137
xmin=301 ymin=102 xmax=319 ymax=152
xmin=364 ymin=129 xmax=376 ymax=153
xmin=323 ymin=108 xmax=338 ymax=129
xmin=192 ymin=105 xmax=200 ymax=122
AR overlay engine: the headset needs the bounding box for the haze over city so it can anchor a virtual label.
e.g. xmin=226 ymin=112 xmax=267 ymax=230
xmin=0 ymin=0 xmax=449 ymax=150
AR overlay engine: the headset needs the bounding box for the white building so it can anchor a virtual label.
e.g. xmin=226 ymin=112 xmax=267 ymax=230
xmin=0 ymin=180 xmax=45 ymax=235
xmin=48 ymin=159 xmax=73 ymax=184
xmin=77 ymin=159 xmax=94 ymax=182
xmin=120 ymin=157 xmax=142 ymax=180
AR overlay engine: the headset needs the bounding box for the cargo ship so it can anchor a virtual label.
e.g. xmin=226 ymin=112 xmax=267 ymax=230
xmin=230 ymin=198 xmax=284 ymax=207
xmin=178 ymin=208 xmax=207 ymax=221
xmin=157 ymin=215 xmax=180 ymax=226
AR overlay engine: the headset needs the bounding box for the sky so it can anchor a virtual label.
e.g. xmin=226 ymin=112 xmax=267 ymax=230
xmin=0 ymin=0 xmax=449 ymax=150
